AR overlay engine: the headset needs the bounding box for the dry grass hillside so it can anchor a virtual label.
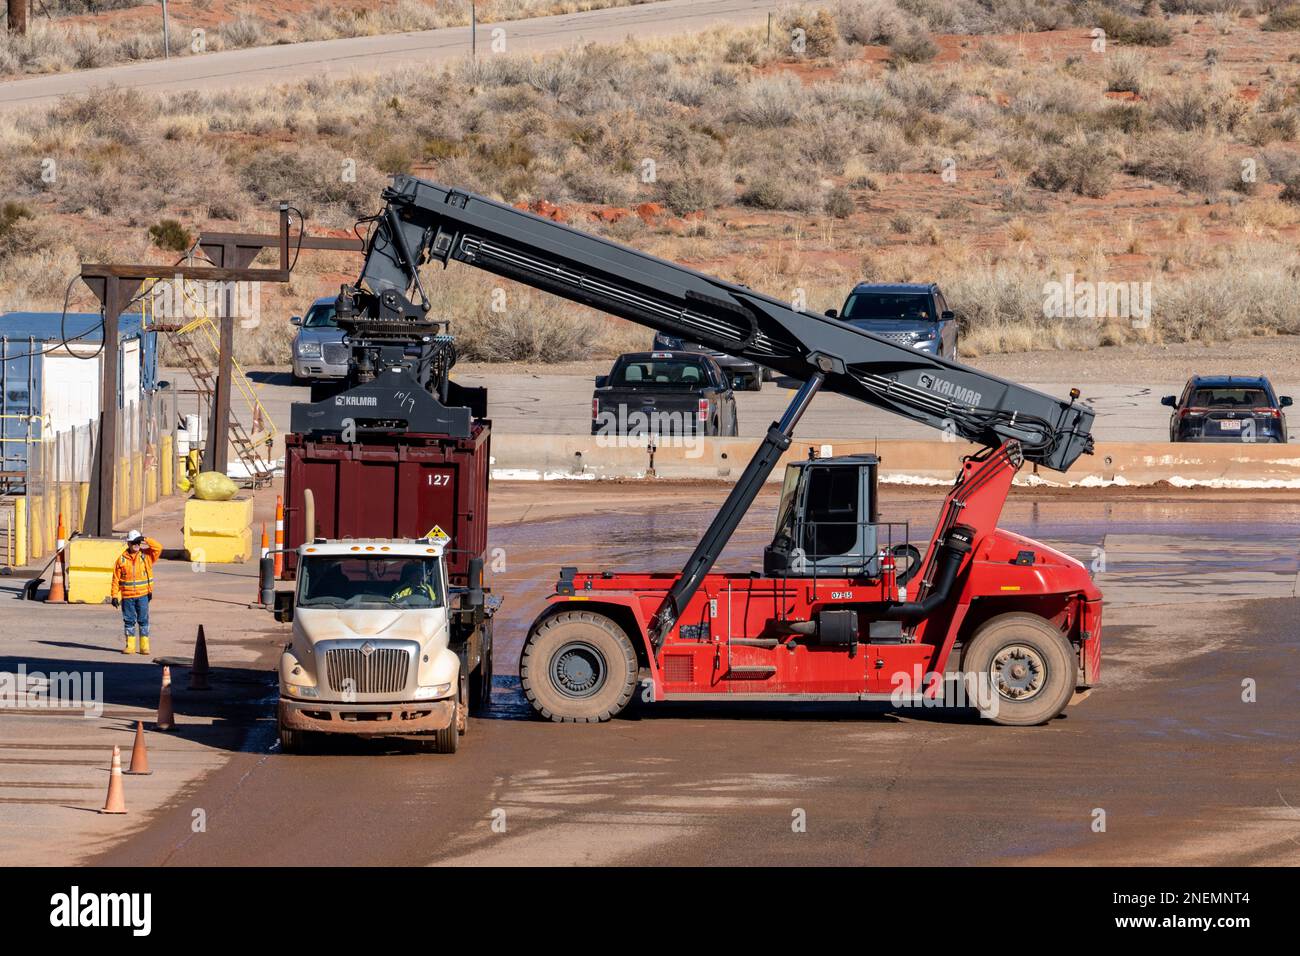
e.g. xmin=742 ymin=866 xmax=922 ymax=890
xmin=3 ymin=0 xmax=1300 ymax=364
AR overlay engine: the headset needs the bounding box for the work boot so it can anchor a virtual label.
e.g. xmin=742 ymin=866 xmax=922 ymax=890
xmin=140 ymin=636 xmax=151 ymax=656
xmin=123 ymin=636 xmax=137 ymax=655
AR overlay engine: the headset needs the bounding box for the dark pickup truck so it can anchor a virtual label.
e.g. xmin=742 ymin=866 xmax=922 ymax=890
xmin=592 ymin=351 xmax=739 ymax=437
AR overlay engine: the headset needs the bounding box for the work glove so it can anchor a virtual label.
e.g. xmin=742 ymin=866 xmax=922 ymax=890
xmin=111 ymin=597 xmax=120 ymax=608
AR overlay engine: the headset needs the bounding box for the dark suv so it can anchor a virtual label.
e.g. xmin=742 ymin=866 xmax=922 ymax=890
xmin=1162 ymin=375 xmax=1292 ymax=443
xmin=828 ymin=282 xmax=958 ymax=360
xmin=650 ymin=332 xmax=765 ymax=391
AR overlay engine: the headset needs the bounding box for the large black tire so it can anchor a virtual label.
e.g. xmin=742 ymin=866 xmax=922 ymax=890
xmin=745 ymin=372 xmax=763 ymax=392
xmin=426 ymin=701 xmax=459 ymax=753
xmin=278 ymin=717 xmax=305 ymax=754
xmin=520 ymin=611 xmax=639 ymax=723
xmin=961 ymin=613 xmax=1077 ymax=727
xmin=469 ymin=621 xmax=494 ymax=714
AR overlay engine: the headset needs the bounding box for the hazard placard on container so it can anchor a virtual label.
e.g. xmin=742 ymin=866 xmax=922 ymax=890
xmin=425 ymin=525 xmax=450 ymax=544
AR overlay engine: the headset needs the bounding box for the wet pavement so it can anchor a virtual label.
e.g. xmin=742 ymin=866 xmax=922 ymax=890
xmin=86 ymin=484 xmax=1300 ymax=866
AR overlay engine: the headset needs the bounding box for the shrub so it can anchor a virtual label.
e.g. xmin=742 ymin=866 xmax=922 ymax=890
xmin=148 ymin=219 xmax=193 ymax=253
xmin=824 ymin=186 xmax=856 ymax=218
xmin=656 ymin=162 xmax=734 ymax=214
xmin=1105 ymin=49 xmax=1150 ymax=93
xmin=1262 ymin=5 xmax=1300 ymax=30
xmin=1029 ymin=142 xmax=1117 ymax=198
xmin=1096 ymin=11 xmax=1174 ymax=46
xmin=888 ymin=29 xmax=938 ymax=64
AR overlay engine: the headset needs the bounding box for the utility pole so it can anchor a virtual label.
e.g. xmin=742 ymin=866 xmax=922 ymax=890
xmin=161 ymin=0 xmax=171 ymax=59
xmin=471 ymin=2 xmax=477 ymax=61
xmin=8 ymin=0 xmax=28 ymax=36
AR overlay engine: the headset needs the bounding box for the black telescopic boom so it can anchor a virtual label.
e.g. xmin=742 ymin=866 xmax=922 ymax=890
xmin=349 ymin=175 xmax=1094 ymax=471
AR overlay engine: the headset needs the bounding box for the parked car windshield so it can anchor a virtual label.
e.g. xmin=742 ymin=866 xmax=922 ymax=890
xmin=298 ymin=555 xmax=443 ymax=608
xmin=841 ymin=293 xmax=932 ymax=321
xmin=1190 ymin=387 xmax=1270 ymax=408
xmin=302 ymin=302 xmax=338 ymax=329
xmin=611 ymin=358 xmax=710 ymax=388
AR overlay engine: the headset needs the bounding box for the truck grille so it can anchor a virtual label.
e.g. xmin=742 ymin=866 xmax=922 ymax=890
xmin=322 ymin=343 xmax=349 ymax=366
xmin=324 ymin=645 xmax=412 ymax=695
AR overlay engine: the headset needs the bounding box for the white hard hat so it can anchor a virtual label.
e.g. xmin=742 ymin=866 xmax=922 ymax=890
xmin=127 ymin=529 xmax=144 ymax=543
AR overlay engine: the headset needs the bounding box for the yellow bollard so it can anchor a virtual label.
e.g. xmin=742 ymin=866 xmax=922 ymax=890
xmin=14 ymin=497 xmax=27 ymax=567
xmin=161 ymin=436 xmax=174 ymax=495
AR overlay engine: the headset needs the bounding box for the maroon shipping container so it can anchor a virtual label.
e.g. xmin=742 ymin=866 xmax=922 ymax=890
xmin=281 ymin=424 xmax=491 ymax=585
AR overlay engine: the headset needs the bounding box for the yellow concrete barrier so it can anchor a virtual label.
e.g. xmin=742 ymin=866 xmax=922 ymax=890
xmin=183 ymin=496 xmax=254 ymax=564
xmin=66 ymin=536 xmax=126 ymax=604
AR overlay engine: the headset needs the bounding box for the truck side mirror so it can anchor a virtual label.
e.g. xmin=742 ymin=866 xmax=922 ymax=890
xmin=1160 ymin=395 xmax=1177 ymax=407
xmin=273 ymin=590 xmax=296 ymax=623
xmin=825 ymin=308 xmax=838 ymax=319
xmin=594 ymin=375 xmax=609 ymax=388
xmin=290 ymin=315 xmax=302 ymax=326
xmin=940 ymin=310 xmax=955 ymax=321
xmin=259 ymin=556 xmax=276 ymax=608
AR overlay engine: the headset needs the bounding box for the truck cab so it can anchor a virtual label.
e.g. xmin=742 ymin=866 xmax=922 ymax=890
xmin=271 ymin=537 xmax=492 ymax=754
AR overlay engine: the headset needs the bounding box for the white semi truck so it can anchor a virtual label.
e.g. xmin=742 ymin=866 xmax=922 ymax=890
xmin=264 ymin=537 xmax=494 ymax=754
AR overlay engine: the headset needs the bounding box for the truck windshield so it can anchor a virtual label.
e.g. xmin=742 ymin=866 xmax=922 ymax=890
xmin=841 ymin=293 xmax=932 ymax=322
xmin=302 ymin=302 xmax=338 ymax=328
xmin=298 ymin=555 xmax=443 ymax=609
xmin=611 ymin=358 xmax=708 ymax=388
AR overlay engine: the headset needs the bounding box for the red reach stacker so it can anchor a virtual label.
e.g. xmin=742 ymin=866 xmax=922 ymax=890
xmin=354 ymin=176 xmax=1103 ymax=726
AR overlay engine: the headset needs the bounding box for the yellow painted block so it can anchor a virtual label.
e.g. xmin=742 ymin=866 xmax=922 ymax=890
xmin=183 ymin=497 xmax=254 ymax=564
xmin=161 ymin=436 xmax=174 ymax=495
xmin=66 ymin=536 xmax=127 ymax=604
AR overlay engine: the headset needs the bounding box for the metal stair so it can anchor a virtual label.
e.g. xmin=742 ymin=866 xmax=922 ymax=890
xmin=144 ymin=278 xmax=276 ymax=486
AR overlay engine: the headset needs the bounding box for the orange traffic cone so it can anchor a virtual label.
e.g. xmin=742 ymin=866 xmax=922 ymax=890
xmin=124 ymin=720 xmax=152 ymax=775
xmin=46 ymin=513 xmax=66 ymax=603
xmin=156 ymin=666 xmax=175 ymax=732
xmin=100 ymin=745 xmax=127 ymax=814
xmin=273 ymin=496 xmax=284 ymax=578
xmin=189 ymin=625 xmax=211 ymax=691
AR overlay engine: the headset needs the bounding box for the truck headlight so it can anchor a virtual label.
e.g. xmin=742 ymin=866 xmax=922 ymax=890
xmin=914 ymin=329 xmax=936 ymax=342
xmin=296 ymin=340 xmax=321 ymax=358
xmin=285 ymin=684 xmax=318 ymax=698
xmin=414 ymin=683 xmax=452 ymax=699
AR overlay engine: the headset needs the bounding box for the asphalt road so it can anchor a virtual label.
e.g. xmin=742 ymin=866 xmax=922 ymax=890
xmin=92 ymin=485 xmax=1300 ymax=866
xmin=0 ymin=0 xmax=774 ymax=114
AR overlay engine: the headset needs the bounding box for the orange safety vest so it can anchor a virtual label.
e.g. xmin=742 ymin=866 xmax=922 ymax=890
xmin=111 ymin=538 xmax=162 ymax=599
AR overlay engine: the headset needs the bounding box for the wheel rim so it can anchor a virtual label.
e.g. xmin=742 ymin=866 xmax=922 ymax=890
xmin=550 ymin=641 xmax=607 ymax=699
xmin=990 ymin=643 xmax=1046 ymax=701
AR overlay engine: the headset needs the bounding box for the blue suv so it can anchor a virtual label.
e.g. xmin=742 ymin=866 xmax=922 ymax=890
xmin=1162 ymin=375 xmax=1292 ymax=443
xmin=829 ymin=282 xmax=959 ymax=360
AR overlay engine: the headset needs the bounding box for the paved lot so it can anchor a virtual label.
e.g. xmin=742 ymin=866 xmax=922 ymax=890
xmin=227 ymin=367 xmax=1300 ymax=449
xmin=0 ymin=0 xmax=773 ymax=113
xmin=2 ymin=482 xmax=1290 ymax=866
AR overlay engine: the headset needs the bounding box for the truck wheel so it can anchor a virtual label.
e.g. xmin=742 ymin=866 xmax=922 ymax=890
xmin=279 ymin=721 xmax=305 ymax=755
xmin=521 ymin=611 xmax=638 ymax=723
xmin=427 ymin=702 xmax=459 ymax=754
xmin=961 ymin=613 xmax=1077 ymax=727
xmin=746 ymin=373 xmax=763 ymax=392
xmin=470 ymin=621 xmax=494 ymax=714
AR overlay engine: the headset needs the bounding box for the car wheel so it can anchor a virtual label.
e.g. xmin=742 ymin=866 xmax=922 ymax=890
xmin=746 ymin=373 xmax=763 ymax=392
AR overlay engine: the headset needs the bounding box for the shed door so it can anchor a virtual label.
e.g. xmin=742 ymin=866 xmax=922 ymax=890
xmin=42 ymin=353 xmax=101 ymax=434
xmin=122 ymin=340 xmax=141 ymax=408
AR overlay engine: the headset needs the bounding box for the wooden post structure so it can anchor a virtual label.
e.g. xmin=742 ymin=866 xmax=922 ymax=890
xmin=78 ymin=207 xmax=363 ymax=536
xmin=8 ymin=0 xmax=28 ymax=36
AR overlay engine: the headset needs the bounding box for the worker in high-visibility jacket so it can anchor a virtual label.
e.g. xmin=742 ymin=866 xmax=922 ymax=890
xmin=110 ymin=530 xmax=163 ymax=655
